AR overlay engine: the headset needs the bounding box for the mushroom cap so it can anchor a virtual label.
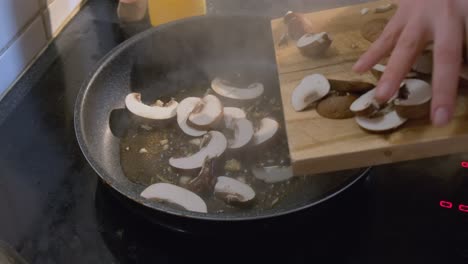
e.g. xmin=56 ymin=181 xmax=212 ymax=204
xmin=296 ymin=32 xmax=332 ymax=56
xmin=317 ymin=94 xmax=358 ymax=119
xmin=140 ymin=183 xmax=207 ymax=213
xmin=169 ymin=131 xmax=227 ymax=170
xmin=253 ymin=118 xmax=279 ymax=145
xmin=329 ymin=79 xmax=374 ymax=93
xmin=177 ymin=97 xmax=207 ymax=137
xmin=394 ymin=79 xmax=432 ymax=119
xmin=188 ymin=94 xmax=224 ymax=128
xmin=125 ymin=93 xmax=178 ymax=120
xmin=252 ymin=166 xmax=294 ymax=184
xmin=394 ymin=79 xmax=432 ymax=106
xmin=211 ymin=78 xmax=264 ymax=100
xmin=355 ymin=110 xmax=408 ymax=132
xmin=291 ymin=74 xmax=331 ymax=112
xmin=214 ymin=176 xmax=256 ymax=203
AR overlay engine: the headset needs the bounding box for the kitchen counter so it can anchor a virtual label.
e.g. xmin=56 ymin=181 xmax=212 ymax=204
xmin=0 ymin=0 xmax=467 ymax=263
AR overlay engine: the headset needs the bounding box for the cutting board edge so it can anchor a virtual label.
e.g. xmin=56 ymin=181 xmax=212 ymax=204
xmin=291 ymin=135 xmax=468 ymax=175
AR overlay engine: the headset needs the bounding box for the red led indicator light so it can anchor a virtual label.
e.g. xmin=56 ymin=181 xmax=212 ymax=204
xmin=440 ymin=201 xmax=453 ymax=209
xmin=461 ymin=161 xmax=468 ymax=168
xmin=459 ymin=204 xmax=468 ymax=213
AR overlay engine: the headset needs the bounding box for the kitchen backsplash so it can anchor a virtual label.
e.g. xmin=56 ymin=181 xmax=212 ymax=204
xmin=0 ymin=0 xmax=87 ymax=99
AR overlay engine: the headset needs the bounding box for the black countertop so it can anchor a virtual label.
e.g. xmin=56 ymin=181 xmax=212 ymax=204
xmin=1 ymin=0 xmax=468 ymax=263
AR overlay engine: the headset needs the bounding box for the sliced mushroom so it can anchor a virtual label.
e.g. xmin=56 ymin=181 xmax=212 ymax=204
xmin=291 ymin=74 xmax=331 ymax=112
xmin=177 ymin=97 xmax=207 ymax=137
xmin=296 ymin=32 xmax=332 ymax=57
xmin=223 ymin=107 xmax=246 ymax=125
xmin=394 ymin=79 xmax=432 ymax=119
xmin=283 ymin=11 xmax=315 ymax=41
xmin=252 ymin=166 xmax=294 ymax=184
xmin=188 ymin=94 xmax=223 ymax=129
xmin=371 ymin=64 xmax=419 ymax=80
xmin=226 ymin=118 xmax=254 ymax=149
xmin=140 ymin=183 xmax=207 ymax=213
xmin=350 ymin=87 xmax=400 ymax=116
xmin=187 ymin=158 xmax=217 ymax=195
xmin=253 ymin=118 xmax=279 ymax=145
xmin=214 ymin=176 xmax=256 ymax=204
xmin=412 ymin=52 xmax=433 ymax=75
xmin=355 ymin=110 xmax=408 ymax=132
xmin=375 ymin=3 xmax=395 ymax=13
xmin=169 ymin=131 xmax=227 ymax=170
xmin=360 ymin=7 xmax=370 ymax=15
xmin=125 ymin=93 xmax=178 ymax=120
xmin=211 ymin=78 xmax=264 ymax=100
xmin=329 ymin=79 xmax=374 ymax=93
xmin=317 ymin=94 xmax=359 ymax=119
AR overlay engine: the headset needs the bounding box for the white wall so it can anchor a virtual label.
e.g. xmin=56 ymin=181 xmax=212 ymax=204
xmin=0 ymin=0 xmax=86 ymax=99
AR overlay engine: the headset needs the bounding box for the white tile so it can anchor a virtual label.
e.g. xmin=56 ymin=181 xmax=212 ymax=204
xmin=0 ymin=0 xmax=40 ymax=52
xmin=0 ymin=16 xmax=47 ymax=97
xmin=43 ymin=0 xmax=83 ymax=36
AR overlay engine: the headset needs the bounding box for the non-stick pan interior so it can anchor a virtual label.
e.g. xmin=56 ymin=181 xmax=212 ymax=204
xmin=75 ymin=15 xmax=368 ymax=221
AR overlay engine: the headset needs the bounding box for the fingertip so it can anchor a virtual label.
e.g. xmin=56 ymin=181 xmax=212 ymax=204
xmin=431 ymin=106 xmax=452 ymax=127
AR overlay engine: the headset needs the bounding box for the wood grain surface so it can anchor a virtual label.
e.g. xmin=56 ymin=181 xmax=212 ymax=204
xmin=271 ymin=0 xmax=468 ymax=175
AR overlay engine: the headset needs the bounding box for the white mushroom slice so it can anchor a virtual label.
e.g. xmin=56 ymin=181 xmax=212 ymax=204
xmin=252 ymin=166 xmax=294 ymax=184
xmin=349 ymin=88 xmax=380 ymax=116
xmin=214 ymin=176 xmax=255 ymax=203
xmin=291 ymin=74 xmax=331 ymax=112
xmin=169 ymin=131 xmax=227 ymax=170
xmin=227 ymin=118 xmax=254 ymax=149
xmin=372 ymin=64 xmax=418 ymax=79
xmin=188 ymin=95 xmax=223 ymax=129
xmin=394 ymin=79 xmax=432 ymax=119
xmin=350 ymin=87 xmax=400 ymax=116
xmin=140 ymin=183 xmax=207 ymax=213
xmin=412 ymin=52 xmax=433 ymax=74
xmin=375 ymin=3 xmax=395 ymax=13
xmin=223 ymin=107 xmax=246 ymax=125
xmin=177 ymin=97 xmax=207 ymax=137
xmin=211 ymin=78 xmax=264 ymax=100
xmin=360 ymin=8 xmax=370 ymax=15
xmin=253 ymin=118 xmax=279 ymax=145
xmin=355 ymin=110 xmax=407 ymax=132
xmin=125 ymin=93 xmax=178 ymax=120
xmin=296 ymin=32 xmax=332 ymax=56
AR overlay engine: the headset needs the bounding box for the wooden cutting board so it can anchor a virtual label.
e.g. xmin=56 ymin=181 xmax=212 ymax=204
xmin=271 ymin=0 xmax=468 ymax=175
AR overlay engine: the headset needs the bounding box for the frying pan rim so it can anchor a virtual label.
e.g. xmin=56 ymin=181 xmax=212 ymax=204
xmin=74 ymin=14 xmax=371 ymax=222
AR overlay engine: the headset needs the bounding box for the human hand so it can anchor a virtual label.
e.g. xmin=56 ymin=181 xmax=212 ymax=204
xmin=353 ymin=0 xmax=468 ymax=127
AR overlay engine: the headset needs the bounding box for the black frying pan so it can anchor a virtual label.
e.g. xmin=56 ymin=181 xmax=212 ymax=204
xmin=75 ymin=15 xmax=370 ymax=234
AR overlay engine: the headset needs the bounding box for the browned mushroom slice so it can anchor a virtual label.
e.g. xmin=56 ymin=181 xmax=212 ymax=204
xmin=394 ymin=79 xmax=432 ymax=119
xmin=188 ymin=94 xmax=224 ymax=129
xmin=214 ymin=176 xmax=256 ymax=204
xmin=355 ymin=110 xmax=408 ymax=132
xmin=296 ymin=32 xmax=332 ymax=57
xmin=211 ymin=78 xmax=264 ymax=100
xmin=169 ymin=131 xmax=227 ymax=170
xmin=317 ymin=94 xmax=359 ymax=119
xmin=253 ymin=118 xmax=279 ymax=145
xmin=291 ymin=74 xmax=331 ymax=112
xmin=125 ymin=93 xmax=178 ymax=120
xmin=140 ymin=183 xmax=207 ymax=213
xmin=177 ymin=97 xmax=207 ymax=137
xmin=329 ymin=79 xmax=374 ymax=93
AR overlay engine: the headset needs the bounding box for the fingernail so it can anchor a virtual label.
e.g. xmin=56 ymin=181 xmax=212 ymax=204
xmin=432 ymin=107 xmax=450 ymax=127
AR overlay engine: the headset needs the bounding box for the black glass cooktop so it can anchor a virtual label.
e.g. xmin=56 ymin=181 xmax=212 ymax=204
xmin=0 ymin=1 xmax=467 ymax=263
